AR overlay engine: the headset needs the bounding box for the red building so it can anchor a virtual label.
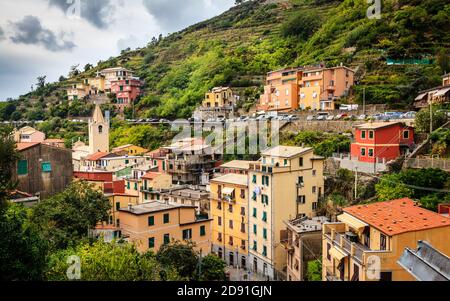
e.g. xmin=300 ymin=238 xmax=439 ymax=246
xmin=350 ymin=122 xmax=415 ymax=163
xmin=110 ymin=78 xmax=142 ymax=111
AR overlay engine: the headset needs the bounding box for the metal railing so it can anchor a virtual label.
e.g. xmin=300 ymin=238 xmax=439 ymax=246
xmin=404 ymin=157 xmax=450 ymax=171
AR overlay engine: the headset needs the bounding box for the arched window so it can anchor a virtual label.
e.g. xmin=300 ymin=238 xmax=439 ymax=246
xmin=98 ymin=125 xmax=103 ymax=133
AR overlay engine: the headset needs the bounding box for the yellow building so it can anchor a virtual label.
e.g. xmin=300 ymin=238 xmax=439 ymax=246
xmin=124 ymin=178 xmax=141 ymax=197
xmin=67 ymin=82 xmax=90 ymax=101
xmin=202 ymin=87 xmax=236 ymax=108
xmin=107 ymin=193 xmax=140 ymax=228
xmin=140 ymin=172 xmax=173 ymax=203
xmin=112 ymin=144 xmax=148 ymax=156
xmin=248 ymin=146 xmax=324 ymax=280
xmin=119 ymin=202 xmax=212 ymax=253
xmin=210 ymin=174 xmax=249 ymax=268
xmin=87 ymin=75 xmax=106 ymax=94
xmin=322 ymin=198 xmax=450 ymax=281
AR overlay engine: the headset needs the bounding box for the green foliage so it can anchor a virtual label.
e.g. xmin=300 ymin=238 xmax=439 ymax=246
xmin=282 ymin=131 xmax=351 ymax=158
xmin=0 ymin=125 xmax=20 ymax=211
xmin=110 ymin=123 xmax=174 ymax=150
xmin=156 ymin=240 xmax=199 ymax=280
xmin=46 ymin=240 xmax=180 ymax=281
xmin=281 ymin=10 xmax=321 ymax=41
xmin=31 ymin=181 xmax=111 ymax=250
xmin=0 ymin=204 xmax=48 ymax=280
xmin=306 ymin=260 xmax=322 ymax=281
xmin=196 ymin=254 xmax=227 ymax=281
xmin=375 ymin=173 xmax=413 ymax=202
xmin=415 ymin=108 xmax=447 ymax=133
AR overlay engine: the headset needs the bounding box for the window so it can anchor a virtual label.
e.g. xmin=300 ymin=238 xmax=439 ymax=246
xmin=252 ymin=175 xmax=257 ymax=184
xmin=253 ymin=208 xmax=257 ymax=218
xmin=134 ymin=182 xmax=138 ymax=190
xmin=148 ymin=216 xmax=154 ymax=226
xmin=263 ymin=228 xmax=267 ymax=240
xmin=240 ymin=189 xmax=245 ymax=199
xmin=163 ymin=234 xmax=170 ymax=245
xmin=262 ymin=195 xmax=269 ymax=205
xmin=241 ymin=223 xmax=246 ymax=233
xmin=228 ymin=204 xmax=233 ymax=213
xmin=41 ymin=162 xmax=52 ymax=172
xmin=98 ymin=125 xmax=103 ymax=133
xmin=327 ymin=243 xmax=331 ymax=261
xmin=229 ymin=220 xmax=234 ymax=229
xmin=253 ymin=224 xmax=257 ymax=235
xmin=360 ymin=148 xmax=366 ymax=156
xmin=284 ymin=159 xmax=288 ymax=166
xmin=148 ymin=237 xmax=155 ymax=249
xmin=183 ymin=229 xmax=192 ymax=240
xmin=297 ymin=195 xmax=306 ymax=204
xmin=262 ymin=211 xmax=267 ymax=222
xmin=361 ymin=130 xmax=366 ymax=139
xmin=263 ymin=246 xmax=267 ymax=257
xmin=312 ymin=186 xmax=317 ymax=194
xmin=253 ymin=241 xmax=257 ymax=252
xmin=368 ymin=148 xmax=374 ymax=157
xmin=200 ymin=225 xmax=206 ymax=236
xmin=312 ymin=170 xmax=317 ymax=176
xmin=116 ymin=202 xmax=120 ymax=211
xmin=369 ymin=131 xmax=374 ymax=139
xmin=125 ymin=159 xmax=129 ymax=165
xmin=403 ymin=130 xmax=409 ymax=139
xmin=218 ymin=217 xmax=222 ymax=226
xmin=163 ymin=213 xmax=170 ymax=224
xmin=299 ymin=157 xmax=304 ymax=167
xmin=380 ymin=234 xmax=387 ymax=251
xmin=312 ymin=202 xmax=318 ymax=210
xmin=252 ymin=192 xmax=257 ymax=201
xmin=240 ymin=207 xmax=245 ymax=216
xmin=298 ymin=176 xmax=304 ymax=185
xmin=126 ymin=182 xmax=130 ymax=189
xmin=17 ymin=160 xmax=28 ymax=175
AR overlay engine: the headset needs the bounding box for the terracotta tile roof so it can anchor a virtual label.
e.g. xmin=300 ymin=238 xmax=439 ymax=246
xmin=343 ymin=198 xmax=450 ymax=236
xmin=44 ymin=139 xmax=65 ymax=143
xmin=85 ymin=152 xmax=109 ymax=161
xmin=17 ymin=142 xmax=40 ymax=151
xmin=141 ymin=172 xmax=162 ymax=180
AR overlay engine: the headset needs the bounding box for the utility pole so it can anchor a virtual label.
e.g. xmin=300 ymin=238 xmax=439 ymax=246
xmin=354 ymin=167 xmax=358 ymax=201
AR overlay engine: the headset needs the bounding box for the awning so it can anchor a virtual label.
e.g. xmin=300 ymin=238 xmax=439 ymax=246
xmin=415 ymin=92 xmax=427 ymax=101
xmin=434 ymin=87 xmax=450 ymax=97
xmin=222 ymin=187 xmax=235 ymax=195
xmin=337 ymin=213 xmax=368 ymax=232
xmin=329 ymin=247 xmax=347 ymax=261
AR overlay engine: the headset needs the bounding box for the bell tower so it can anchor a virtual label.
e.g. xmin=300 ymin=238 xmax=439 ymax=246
xmin=88 ymin=103 xmax=109 ymax=154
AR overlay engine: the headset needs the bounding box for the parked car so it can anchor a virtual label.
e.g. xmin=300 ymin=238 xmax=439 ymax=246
xmin=402 ymin=111 xmax=417 ymax=119
xmin=334 ymin=114 xmax=348 ymax=120
xmin=357 ymin=114 xmax=367 ymax=120
xmin=316 ymin=115 xmax=327 ymax=121
xmin=306 ymin=115 xmax=315 ymax=121
xmin=326 ymin=115 xmax=335 ymax=120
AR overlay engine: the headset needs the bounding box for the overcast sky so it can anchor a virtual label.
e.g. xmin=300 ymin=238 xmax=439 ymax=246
xmin=0 ymin=0 xmax=235 ymax=101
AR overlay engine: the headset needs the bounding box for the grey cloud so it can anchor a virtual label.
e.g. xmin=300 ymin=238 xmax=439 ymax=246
xmin=9 ymin=15 xmax=76 ymax=52
xmin=48 ymin=0 xmax=115 ymax=29
xmin=142 ymin=0 xmax=234 ymax=33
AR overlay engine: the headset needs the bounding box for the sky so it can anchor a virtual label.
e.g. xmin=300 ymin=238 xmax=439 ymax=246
xmin=0 ymin=0 xmax=235 ymax=101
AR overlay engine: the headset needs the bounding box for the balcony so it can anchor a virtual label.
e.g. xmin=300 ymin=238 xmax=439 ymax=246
xmin=326 ymin=85 xmax=336 ymax=91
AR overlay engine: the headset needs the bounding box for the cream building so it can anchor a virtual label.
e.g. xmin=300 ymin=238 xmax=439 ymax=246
xmin=88 ymin=104 xmax=109 ymax=154
xmin=247 ymin=146 xmax=324 ymax=280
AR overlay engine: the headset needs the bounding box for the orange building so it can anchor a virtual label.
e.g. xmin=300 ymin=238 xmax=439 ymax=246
xmin=322 ymin=198 xmax=450 ymax=281
xmin=119 ymin=202 xmax=212 ymax=253
xmin=257 ymin=65 xmax=355 ymax=112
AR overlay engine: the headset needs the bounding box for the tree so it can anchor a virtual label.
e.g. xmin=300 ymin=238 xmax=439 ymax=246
xmin=437 ymin=48 xmax=449 ymax=74
xmin=306 ymin=260 xmax=322 ymax=281
xmin=0 ymin=204 xmax=48 ymax=281
xmin=0 ymin=126 xmax=19 ymax=211
xmin=31 ymin=181 xmax=111 ymax=250
xmin=196 ymin=254 xmax=226 ymax=281
xmin=156 ymin=240 xmax=199 ymax=280
xmin=415 ymin=108 xmax=447 ymax=133
xmin=69 ymin=64 xmax=80 ymax=77
xmin=46 ymin=241 xmax=180 ymax=281
xmin=375 ymin=174 xmax=413 ymax=202
xmin=36 ymin=75 xmax=47 ymax=89
xmin=84 ymin=64 xmax=93 ymax=72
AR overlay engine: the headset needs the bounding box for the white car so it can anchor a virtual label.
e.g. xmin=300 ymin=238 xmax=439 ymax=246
xmin=402 ymin=111 xmax=417 ymax=119
xmin=306 ymin=115 xmax=315 ymax=121
xmin=326 ymin=115 xmax=334 ymax=120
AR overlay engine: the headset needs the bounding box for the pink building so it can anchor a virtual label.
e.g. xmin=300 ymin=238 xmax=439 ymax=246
xmin=110 ymin=78 xmax=142 ymax=111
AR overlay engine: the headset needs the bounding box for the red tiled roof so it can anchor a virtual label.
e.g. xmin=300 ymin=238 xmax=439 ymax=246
xmin=17 ymin=142 xmax=40 ymax=151
xmin=142 ymin=172 xmax=162 ymax=180
xmin=343 ymin=198 xmax=450 ymax=236
xmin=85 ymin=152 xmax=109 ymax=161
xmin=44 ymin=139 xmax=65 ymax=143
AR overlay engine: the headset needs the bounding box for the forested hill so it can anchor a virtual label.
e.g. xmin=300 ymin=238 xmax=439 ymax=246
xmin=2 ymin=0 xmax=449 ymax=121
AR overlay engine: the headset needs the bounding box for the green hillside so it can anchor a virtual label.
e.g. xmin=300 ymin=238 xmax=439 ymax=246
xmin=1 ymin=0 xmax=449 ymax=122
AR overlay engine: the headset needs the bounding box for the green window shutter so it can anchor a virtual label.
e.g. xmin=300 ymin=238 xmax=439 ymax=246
xmin=262 ymin=211 xmax=267 ymax=222
xmin=200 ymin=225 xmax=206 ymax=236
xmin=163 ymin=213 xmax=169 ymax=224
xmin=284 ymin=159 xmax=287 ymax=166
xmin=156 ymin=194 xmax=160 ymax=200
xmin=41 ymin=162 xmax=52 ymax=172
xmin=253 ymin=208 xmax=257 ymax=218
xmin=263 ymin=246 xmax=267 ymax=257
xmin=148 ymin=237 xmax=155 ymax=248
xmin=148 ymin=216 xmax=154 ymax=226
xmin=252 ymin=175 xmax=256 ymax=184
xmin=144 ymin=193 xmax=148 ymax=200
xmin=252 ymin=192 xmax=257 ymax=201
xmin=164 ymin=234 xmax=170 ymax=245
xmin=266 ymin=176 xmax=269 ymax=186
xmin=263 ymin=228 xmax=267 ymax=239
xmin=17 ymin=160 xmax=28 ymax=175
xmin=125 ymin=159 xmax=129 ymax=164
xmin=253 ymin=224 xmax=257 ymax=235
xmin=162 ymin=161 xmax=166 ymax=170
xmin=134 ymin=182 xmax=138 ymax=190
xmin=127 ymin=182 xmax=130 ymax=189
xmin=116 ymin=202 xmax=120 ymax=211
xmin=253 ymin=241 xmax=257 ymax=251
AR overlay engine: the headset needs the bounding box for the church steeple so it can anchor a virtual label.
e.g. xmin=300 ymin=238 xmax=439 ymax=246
xmin=88 ymin=103 xmax=109 ymax=154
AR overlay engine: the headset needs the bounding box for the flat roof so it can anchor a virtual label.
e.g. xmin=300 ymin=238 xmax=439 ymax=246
xmin=220 ymin=160 xmax=257 ymax=170
xmin=354 ymin=121 xmax=408 ymax=130
xmin=210 ymin=173 xmax=248 ymax=186
xmin=285 ymin=216 xmax=329 ymax=233
xmin=119 ymin=201 xmax=196 ymax=215
xmin=343 ymin=198 xmax=450 ymax=236
xmin=261 ymin=145 xmax=313 ymax=158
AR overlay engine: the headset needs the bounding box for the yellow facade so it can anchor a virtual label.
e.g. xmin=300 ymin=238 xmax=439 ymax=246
xmin=107 ymin=194 xmax=140 ymax=228
xmin=202 ymin=87 xmax=235 ymax=108
xmin=140 ymin=173 xmax=173 ymax=203
xmin=322 ymin=201 xmax=450 ymax=281
xmin=119 ymin=202 xmax=212 ymax=253
xmin=67 ymin=82 xmax=90 ymax=101
xmin=210 ymin=174 xmax=249 ymax=267
xmin=112 ymin=144 xmax=148 ymax=156
xmin=247 ymin=146 xmax=324 ymax=279
xmin=87 ymin=76 xmax=106 ymax=93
